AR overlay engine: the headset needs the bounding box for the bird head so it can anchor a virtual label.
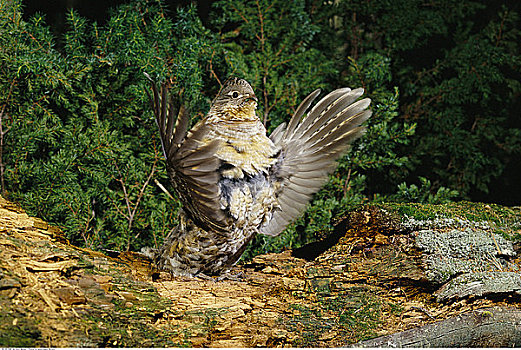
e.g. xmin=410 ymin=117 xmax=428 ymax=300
xmin=210 ymin=77 xmax=258 ymax=121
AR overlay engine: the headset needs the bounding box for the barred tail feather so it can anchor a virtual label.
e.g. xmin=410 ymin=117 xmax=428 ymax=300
xmin=262 ymin=88 xmax=372 ymax=237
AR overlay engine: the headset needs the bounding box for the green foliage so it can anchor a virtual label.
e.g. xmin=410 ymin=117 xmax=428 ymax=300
xmin=403 ymin=7 xmax=521 ymax=196
xmin=1 ymin=0 xmax=519 ymax=259
xmin=0 ymin=0 xmax=214 ymax=250
xmin=311 ymin=0 xmax=521 ymax=198
xmin=211 ymin=0 xmax=336 ymax=130
xmin=317 ymin=0 xmax=484 ymax=53
xmin=391 ymin=177 xmax=459 ymax=204
xmin=0 ymin=0 xmax=413 ymax=257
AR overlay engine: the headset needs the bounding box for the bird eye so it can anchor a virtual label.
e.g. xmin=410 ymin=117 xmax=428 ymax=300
xmin=232 ymin=91 xmax=239 ymax=98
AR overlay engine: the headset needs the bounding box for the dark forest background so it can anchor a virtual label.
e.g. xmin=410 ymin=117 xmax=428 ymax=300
xmin=1 ymin=0 xmax=520 ymax=256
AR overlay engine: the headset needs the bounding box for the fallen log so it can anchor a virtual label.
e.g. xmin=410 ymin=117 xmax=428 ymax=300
xmin=354 ymin=307 xmax=521 ymax=347
xmin=1 ymin=197 xmax=520 ymax=347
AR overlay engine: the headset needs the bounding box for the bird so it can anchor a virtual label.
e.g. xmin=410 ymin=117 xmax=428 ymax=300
xmin=144 ymin=74 xmax=371 ymax=277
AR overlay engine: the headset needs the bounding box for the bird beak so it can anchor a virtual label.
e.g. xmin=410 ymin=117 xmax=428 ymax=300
xmin=245 ymin=94 xmax=258 ymax=103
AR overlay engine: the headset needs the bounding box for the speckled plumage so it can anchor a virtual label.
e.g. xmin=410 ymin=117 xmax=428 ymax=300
xmin=145 ymin=75 xmax=371 ymax=277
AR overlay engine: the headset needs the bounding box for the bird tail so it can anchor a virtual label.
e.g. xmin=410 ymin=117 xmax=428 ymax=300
xmin=262 ymin=88 xmax=371 ymax=236
xmin=144 ymin=73 xmax=190 ymax=160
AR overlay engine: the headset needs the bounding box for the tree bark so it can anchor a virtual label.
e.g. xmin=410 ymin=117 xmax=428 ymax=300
xmin=354 ymin=307 xmax=521 ymax=347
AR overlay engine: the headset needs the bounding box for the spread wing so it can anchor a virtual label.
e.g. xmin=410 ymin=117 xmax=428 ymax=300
xmin=144 ymin=74 xmax=229 ymax=232
xmin=260 ymin=87 xmax=371 ymax=236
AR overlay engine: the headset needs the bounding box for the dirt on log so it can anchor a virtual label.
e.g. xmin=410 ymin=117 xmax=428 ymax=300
xmin=1 ymin=196 xmax=520 ymax=347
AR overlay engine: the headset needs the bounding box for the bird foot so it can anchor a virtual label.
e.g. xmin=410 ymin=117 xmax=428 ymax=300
xmin=195 ymin=270 xmax=245 ymax=282
xmin=215 ymin=270 xmax=245 ymax=282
